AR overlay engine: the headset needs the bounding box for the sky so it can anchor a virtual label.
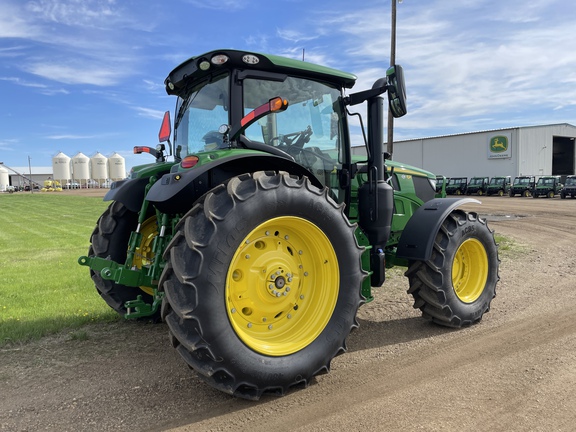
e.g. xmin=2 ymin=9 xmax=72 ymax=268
xmin=1 ymin=0 xmax=575 ymax=172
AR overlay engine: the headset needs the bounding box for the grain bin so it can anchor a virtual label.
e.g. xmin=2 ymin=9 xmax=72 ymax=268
xmin=0 ymin=165 xmax=9 ymax=191
xmin=108 ymin=152 xmax=126 ymax=180
xmin=71 ymin=152 xmax=90 ymax=183
xmin=52 ymin=152 xmax=71 ymax=183
xmin=90 ymin=152 xmax=108 ymax=185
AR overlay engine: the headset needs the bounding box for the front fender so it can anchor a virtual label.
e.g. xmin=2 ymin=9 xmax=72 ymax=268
xmin=396 ymin=198 xmax=480 ymax=261
xmin=146 ymin=154 xmax=322 ymax=214
xmin=104 ymin=178 xmax=150 ymax=213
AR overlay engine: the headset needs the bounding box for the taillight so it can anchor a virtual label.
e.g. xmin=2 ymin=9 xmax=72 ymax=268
xmin=181 ymin=155 xmax=199 ymax=169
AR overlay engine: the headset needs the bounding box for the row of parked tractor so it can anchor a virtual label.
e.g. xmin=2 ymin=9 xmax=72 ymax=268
xmin=436 ymin=174 xmax=576 ymax=198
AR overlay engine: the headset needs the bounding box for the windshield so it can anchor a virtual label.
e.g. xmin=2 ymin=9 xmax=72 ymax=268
xmin=489 ymin=178 xmax=502 ymax=185
xmin=469 ymin=178 xmax=484 ymax=185
xmin=448 ymin=178 xmax=465 ymax=185
xmin=566 ymin=177 xmax=576 ymax=186
xmin=174 ymin=73 xmax=230 ymax=155
xmin=537 ymin=177 xmax=555 ymax=186
xmin=243 ymin=76 xmax=343 ymax=155
xmin=514 ymin=177 xmax=531 ymax=185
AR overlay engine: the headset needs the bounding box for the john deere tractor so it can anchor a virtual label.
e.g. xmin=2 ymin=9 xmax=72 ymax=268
xmin=79 ymin=49 xmax=499 ymax=400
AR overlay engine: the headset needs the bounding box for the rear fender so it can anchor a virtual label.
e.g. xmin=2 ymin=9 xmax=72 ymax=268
xmin=146 ymin=154 xmax=322 ymax=214
xmin=396 ymin=198 xmax=480 ymax=261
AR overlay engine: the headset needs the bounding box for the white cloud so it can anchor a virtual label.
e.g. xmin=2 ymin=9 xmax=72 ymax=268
xmin=277 ymin=29 xmax=320 ymax=43
xmin=26 ymin=0 xmax=125 ymax=29
xmin=132 ymin=107 xmax=167 ymax=120
xmin=0 ymin=4 xmax=42 ymax=38
xmin=183 ymin=0 xmax=245 ymax=11
xmin=46 ymin=134 xmax=100 ymax=140
xmin=24 ymin=61 xmax=128 ymax=86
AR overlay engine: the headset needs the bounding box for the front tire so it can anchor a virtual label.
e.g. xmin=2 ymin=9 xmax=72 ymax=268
xmin=405 ymin=210 xmax=499 ymax=328
xmin=160 ymin=171 xmax=365 ymax=399
xmin=89 ymin=201 xmax=158 ymax=317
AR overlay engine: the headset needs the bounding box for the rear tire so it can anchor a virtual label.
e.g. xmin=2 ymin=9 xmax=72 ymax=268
xmin=405 ymin=210 xmax=499 ymax=328
xmin=89 ymin=201 xmax=158 ymax=318
xmin=160 ymin=171 xmax=365 ymax=399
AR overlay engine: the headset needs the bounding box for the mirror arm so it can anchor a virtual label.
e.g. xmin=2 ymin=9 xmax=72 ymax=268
xmin=344 ymin=85 xmax=388 ymax=107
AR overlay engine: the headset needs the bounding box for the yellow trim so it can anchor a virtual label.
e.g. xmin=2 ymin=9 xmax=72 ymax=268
xmin=226 ymin=216 xmax=339 ymax=356
xmin=132 ymin=216 xmax=158 ymax=296
xmin=452 ymin=238 xmax=488 ymax=303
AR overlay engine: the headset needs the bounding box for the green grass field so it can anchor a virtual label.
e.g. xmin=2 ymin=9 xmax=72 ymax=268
xmin=0 ymin=191 xmax=516 ymax=348
xmin=0 ymin=192 xmax=118 ymax=346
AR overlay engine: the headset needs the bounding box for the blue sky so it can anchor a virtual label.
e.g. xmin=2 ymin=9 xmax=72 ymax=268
xmin=1 ymin=0 xmax=575 ymax=172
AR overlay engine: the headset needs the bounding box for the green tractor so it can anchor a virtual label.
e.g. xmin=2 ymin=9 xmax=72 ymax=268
xmin=79 ymin=49 xmax=500 ymax=400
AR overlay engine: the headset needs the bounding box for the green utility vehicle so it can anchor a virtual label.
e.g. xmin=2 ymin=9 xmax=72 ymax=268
xmin=532 ymin=175 xmax=563 ymax=198
xmin=466 ymin=177 xmax=489 ymax=196
xmin=445 ymin=177 xmax=468 ymax=195
xmin=79 ymin=49 xmax=500 ymax=400
xmin=486 ymin=176 xmax=511 ymax=196
xmin=509 ymin=175 xmax=536 ymax=197
xmin=560 ymin=175 xmax=576 ymax=199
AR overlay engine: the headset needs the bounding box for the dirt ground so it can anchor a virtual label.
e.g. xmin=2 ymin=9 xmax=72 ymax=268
xmin=1 ymin=194 xmax=575 ymax=432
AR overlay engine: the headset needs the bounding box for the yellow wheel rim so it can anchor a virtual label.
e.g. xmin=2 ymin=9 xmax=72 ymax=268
xmin=452 ymin=238 xmax=488 ymax=303
xmin=226 ymin=216 xmax=339 ymax=356
xmin=133 ymin=216 xmax=158 ymax=296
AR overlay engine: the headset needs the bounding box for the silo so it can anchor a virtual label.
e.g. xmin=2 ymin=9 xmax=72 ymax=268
xmin=90 ymin=152 xmax=108 ymax=187
xmin=52 ymin=152 xmax=71 ymax=185
xmin=71 ymin=152 xmax=90 ymax=186
xmin=108 ymin=152 xmax=126 ymax=180
xmin=0 ymin=165 xmax=9 ymax=191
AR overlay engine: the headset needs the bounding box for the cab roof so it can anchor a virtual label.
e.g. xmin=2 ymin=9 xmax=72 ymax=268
xmin=165 ymin=49 xmax=357 ymax=96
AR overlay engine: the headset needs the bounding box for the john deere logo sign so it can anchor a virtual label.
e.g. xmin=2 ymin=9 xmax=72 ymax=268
xmin=488 ymin=134 xmax=511 ymax=159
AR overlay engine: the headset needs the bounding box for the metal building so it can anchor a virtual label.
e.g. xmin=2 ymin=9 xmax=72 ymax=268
xmin=356 ymin=123 xmax=576 ymax=179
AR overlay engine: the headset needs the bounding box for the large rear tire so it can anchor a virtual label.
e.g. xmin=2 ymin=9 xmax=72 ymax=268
xmin=89 ymin=201 xmax=158 ymax=318
xmin=405 ymin=210 xmax=499 ymax=328
xmin=160 ymin=171 xmax=365 ymax=400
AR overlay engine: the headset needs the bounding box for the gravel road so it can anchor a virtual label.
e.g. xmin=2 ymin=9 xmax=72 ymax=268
xmin=1 ymin=195 xmax=575 ymax=432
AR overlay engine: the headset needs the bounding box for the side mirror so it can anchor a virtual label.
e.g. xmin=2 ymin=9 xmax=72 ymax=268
xmin=386 ymin=65 xmax=407 ymax=118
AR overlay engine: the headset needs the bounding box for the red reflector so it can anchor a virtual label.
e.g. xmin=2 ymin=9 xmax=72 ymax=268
xmin=158 ymin=111 xmax=171 ymax=142
xmin=181 ymin=155 xmax=199 ymax=169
